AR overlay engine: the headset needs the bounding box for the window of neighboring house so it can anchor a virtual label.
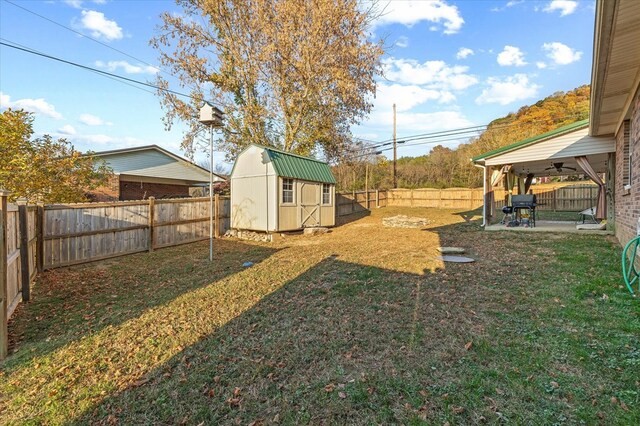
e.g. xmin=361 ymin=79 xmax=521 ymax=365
xmin=623 ymin=120 xmax=631 ymax=189
xmin=282 ymin=178 xmax=294 ymax=204
xmin=322 ymin=183 xmax=331 ymax=205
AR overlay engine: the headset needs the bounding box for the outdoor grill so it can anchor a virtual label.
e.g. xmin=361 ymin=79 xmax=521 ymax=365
xmin=511 ymin=194 xmax=537 ymax=227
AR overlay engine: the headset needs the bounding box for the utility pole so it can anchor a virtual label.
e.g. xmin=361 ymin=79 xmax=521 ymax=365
xmin=393 ymin=103 xmax=397 ymax=189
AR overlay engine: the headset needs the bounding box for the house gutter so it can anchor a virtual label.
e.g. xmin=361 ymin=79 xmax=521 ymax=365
xmin=473 ymin=162 xmax=487 ymax=227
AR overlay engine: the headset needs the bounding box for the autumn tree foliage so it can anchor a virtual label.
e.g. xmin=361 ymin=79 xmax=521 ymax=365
xmin=0 ymin=109 xmax=112 ymax=203
xmin=151 ymin=0 xmax=384 ymax=160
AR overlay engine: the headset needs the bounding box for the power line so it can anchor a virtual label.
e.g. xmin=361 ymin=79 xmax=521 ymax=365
xmin=3 ymin=0 xmax=171 ymax=79
xmin=356 ymin=113 xmax=587 ymax=147
xmin=0 ymin=39 xmax=223 ymax=107
xmin=3 ymin=38 xmax=158 ymax=97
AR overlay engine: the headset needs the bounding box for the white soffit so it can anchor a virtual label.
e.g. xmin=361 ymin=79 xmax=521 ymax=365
xmin=485 ymin=128 xmax=615 ymax=166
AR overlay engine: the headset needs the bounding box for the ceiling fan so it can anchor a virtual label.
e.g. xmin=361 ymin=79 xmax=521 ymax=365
xmin=544 ymin=162 xmax=577 ymax=173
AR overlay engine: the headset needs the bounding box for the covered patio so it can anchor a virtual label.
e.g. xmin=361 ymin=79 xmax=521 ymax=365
xmin=472 ymin=120 xmax=616 ymax=232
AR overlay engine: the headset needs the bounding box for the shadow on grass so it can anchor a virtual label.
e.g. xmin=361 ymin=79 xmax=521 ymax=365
xmin=6 ymin=239 xmax=281 ymax=372
xmin=335 ymin=209 xmax=371 ymax=226
xmin=72 ymin=255 xmax=495 ymax=425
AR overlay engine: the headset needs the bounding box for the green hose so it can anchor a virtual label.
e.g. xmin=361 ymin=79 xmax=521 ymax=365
xmin=622 ymin=236 xmax=640 ymax=296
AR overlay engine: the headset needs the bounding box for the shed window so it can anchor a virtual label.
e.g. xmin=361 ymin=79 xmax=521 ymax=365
xmin=282 ymin=178 xmax=294 ymax=204
xmin=322 ymin=184 xmax=331 ymax=205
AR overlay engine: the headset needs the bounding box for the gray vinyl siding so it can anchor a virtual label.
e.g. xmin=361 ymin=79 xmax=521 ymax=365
xmin=99 ymin=150 xmax=213 ymax=183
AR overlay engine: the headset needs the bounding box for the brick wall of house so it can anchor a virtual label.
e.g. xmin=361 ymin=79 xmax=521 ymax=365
xmin=86 ymin=174 xmax=120 ymax=202
xmin=119 ymin=181 xmax=190 ymax=200
xmin=615 ymin=86 xmax=640 ymax=246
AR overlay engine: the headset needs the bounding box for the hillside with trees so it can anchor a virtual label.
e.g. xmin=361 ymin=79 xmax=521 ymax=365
xmin=334 ymin=85 xmax=590 ymax=191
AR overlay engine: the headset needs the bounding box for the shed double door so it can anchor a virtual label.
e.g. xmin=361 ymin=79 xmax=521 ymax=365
xmin=300 ymin=182 xmax=320 ymax=227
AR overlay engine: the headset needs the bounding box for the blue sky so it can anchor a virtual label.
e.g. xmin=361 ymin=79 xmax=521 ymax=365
xmin=0 ymin=0 xmax=595 ymax=166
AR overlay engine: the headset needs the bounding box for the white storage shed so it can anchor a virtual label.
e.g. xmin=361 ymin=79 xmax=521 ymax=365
xmin=230 ymin=144 xmax=337 ymax=232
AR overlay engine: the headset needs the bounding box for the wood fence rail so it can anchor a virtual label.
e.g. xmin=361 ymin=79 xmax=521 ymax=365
xmin=336 ymin=190 xmax=387 ymax=217
xmin=43 ymin=195 xmax=230 ymax=269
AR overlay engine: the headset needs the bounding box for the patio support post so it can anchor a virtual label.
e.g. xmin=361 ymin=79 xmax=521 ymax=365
xmin=484 ymin=165 xmax=494 ymax=225
xmin=606 ymin=152 xmax=616 ymax=231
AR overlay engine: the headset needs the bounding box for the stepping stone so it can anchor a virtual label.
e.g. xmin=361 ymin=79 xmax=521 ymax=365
xmin=436 ymin=255 xmax=475 ymax=263
xmin=437 ymin=247 xmax=466 ymax=254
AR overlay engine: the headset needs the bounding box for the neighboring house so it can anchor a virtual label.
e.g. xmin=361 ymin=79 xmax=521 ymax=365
xmin=473 ymin=0 xmax=640 ymax=247
xmin=230 ymin=144 xmax=336 ymax=232
xmin=88 ymin=145 xmax=225 ymax=201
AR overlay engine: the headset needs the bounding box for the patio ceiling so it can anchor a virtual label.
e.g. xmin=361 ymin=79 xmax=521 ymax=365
xmin=475 ymin=126 xmax=615 ymax=176
xmin=590 ymin=0 xmax=640 ymax=137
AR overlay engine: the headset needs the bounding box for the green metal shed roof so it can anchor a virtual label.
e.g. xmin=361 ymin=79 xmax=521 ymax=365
xmin=258 ymin=145 xmax=337 ymax=184
xmin=471 ymin=119 xmax=590 ymax=162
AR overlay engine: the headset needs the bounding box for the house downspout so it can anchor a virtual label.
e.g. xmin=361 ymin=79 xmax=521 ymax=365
xmin=473 ymin=163 xmax=487 ymax=227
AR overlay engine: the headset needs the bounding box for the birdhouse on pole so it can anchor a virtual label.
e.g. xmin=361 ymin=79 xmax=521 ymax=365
xmin=199 ymin=101 xmax=224 ymax=127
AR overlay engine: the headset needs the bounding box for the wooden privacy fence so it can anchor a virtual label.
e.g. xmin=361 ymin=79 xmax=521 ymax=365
xmin=493 ymin=184 xmax=598 ymax=211
xmin=0 ymin=193 xmax=230 ymax=359
xmin=386 ymin=185 xmax=598 ymax=212
xmin=387 ymin=188 xmax=484 ymax=209
xmin=336 ymin=190 xmax=387 ymax=217
xmin=1 ymin=194 xmax=39 ymax=359
xmin=44 ymin=196 xmax=230 ymax=269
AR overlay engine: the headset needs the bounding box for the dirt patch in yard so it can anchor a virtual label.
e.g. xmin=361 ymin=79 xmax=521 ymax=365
xmin=2 ymin=206 xmax=638 ymax=425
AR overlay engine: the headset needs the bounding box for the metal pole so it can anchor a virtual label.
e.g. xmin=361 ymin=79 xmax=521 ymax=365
xmin=209 ymin=126 xmax=214 ymax=262
xmin=393 ymin=103 xmax=397 ymax=189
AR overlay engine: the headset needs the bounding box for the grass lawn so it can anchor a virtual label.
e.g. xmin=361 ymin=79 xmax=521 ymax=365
xmin=1 ymin=207 xmax=638 ymax=425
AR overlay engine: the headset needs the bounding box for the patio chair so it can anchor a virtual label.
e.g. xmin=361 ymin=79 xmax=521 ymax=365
xmin=576 ymin=206 xmax=598 ymax=224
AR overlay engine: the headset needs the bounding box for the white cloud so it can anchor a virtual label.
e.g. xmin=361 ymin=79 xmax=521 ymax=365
xmin=79 ymin=10 xmax=123 ymax=41
xmin=395 ymin=36 xmax=409 ymax=48
xmin=456 ymin=47 xmax=474 ymax=60
xmin=497 ymin=45 xmax=527 ymax=66
xmin=374 ymin=0 xmax=464 ymax=34
xmin=79 ymin=113 xmax=112 ymax=126
xmin=375 ymin=83 xmax=455 ymax=113
xmin=542 ymin=42 xmax=582 ymax=65
xmin=64 ymin=0 xmax=83 ymax=8
xmin=0 ymin=92 xmax=63 ymax=119
xmin=58 ymin=125 xmax=77 ymax=135
xmin=76 ymin=134 xmax=114 ymax=145
xmin=536 ymin=61 xmax=547 ymax=69
xmin=475 ymin=74 xmax=540 ymax=105
xmin=491 ymin=0 xmax=524 ymax=12
xmin=94 ymin=60 xmax=159 ymax=75
xmin=543 ymin=0 xmax=578 ymax=16
xmin=364 ymin=110 xmax=473 ymax=134
xmin=382 ymin=58 xmax=478 ymax=90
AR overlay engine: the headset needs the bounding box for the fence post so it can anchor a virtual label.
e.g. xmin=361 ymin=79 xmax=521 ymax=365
xmin=352 ymin=190 xmax=355 ymax=213
xmin=552 ymin=189 xmax=557 ymax=212
xmin=376 ymin=190 xmax=379 ymax=208
xmin=36 ymin=203 xmax=44 ymax=273
xmin=214 ymin=193 xmax=220 ymax=238
xmin=0 ymin=190 xmax=9 ymax=360
xmin=148 ymin=197 xmax=155 ymax=252
xmin=17 ymin=199 xmax=30 ymax=303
